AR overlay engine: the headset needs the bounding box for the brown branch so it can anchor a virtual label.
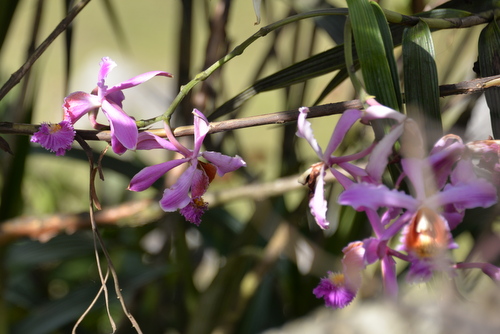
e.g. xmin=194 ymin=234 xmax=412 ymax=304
xmin=0 ymin=0 xmax=92 ymax=101
xmin=0 ymin=198 xmax=161 ymax=244
xmin=0 ymin=169 xmax=343 ymax=244
xmin=1 ymin=74 xmax=500 ymax=141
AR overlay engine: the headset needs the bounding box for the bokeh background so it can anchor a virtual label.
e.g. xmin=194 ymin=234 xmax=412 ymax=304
xmin=1 ymin=0 xmax=500 ymax=333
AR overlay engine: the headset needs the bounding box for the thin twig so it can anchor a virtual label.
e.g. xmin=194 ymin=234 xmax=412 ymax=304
xmin=0 ymin=0 xmax=92 ymax=101
xmin=72 ymin=270 xmax=110 ymax=334
xmin=2 ymin=73 xmax=500 ymax=141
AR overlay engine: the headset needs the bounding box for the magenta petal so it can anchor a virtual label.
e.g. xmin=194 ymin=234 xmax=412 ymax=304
xmin=128 ymin=159 xmax=186 ymax=191
xmin=160 ymin=165 xmax=197 ymax=211
xmin=363 ymin=101 xmax=406 ymax=123
xmin=366 ymin=122 xmax=405 ymax=182
xmin=310 ymin=165 xmax=329 ymax=229
xmin=136 ymin=131 xmax=179 ymax=151
xmin=192 ymin=109 xmax=210 ymax=155
xmin=106 ymin=71 xmax=173 ymax=93
xmin=381 ymin=256 xmax=398 ymax=298
xmin=202 ymin=151 xmax=246 ymax=175
xmin=63 ymin=91 xmax=101 ymax=123
xmin=31 ymin=121 xmax=75 ymax=156
xmin=98 ymin=57 xmax=116 ymax=85
xmin=190 ymin=167 xmax=209 ymax=198
xmin=430 ymin=181 xmax=497 ymax=209
xmin=338 ymin=183 xmax=418 ymax=211
xmin=101 ymin=100 xmax=138 ymax=152
xmin=313 ymin=274 xmax=356 ymax=309
xmin=296 ymin=107 xmax=323 ymax=159
xmin=323 ymin=109 xmax=362 ymax=157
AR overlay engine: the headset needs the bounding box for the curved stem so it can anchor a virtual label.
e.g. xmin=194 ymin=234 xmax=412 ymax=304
xmin=135 ymin=7 xmax=496 ymax=128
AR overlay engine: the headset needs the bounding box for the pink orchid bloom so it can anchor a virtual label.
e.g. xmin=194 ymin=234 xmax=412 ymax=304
xmin=128 ymin=109 xmax=246 ymax=225
xmin=63 ymin=57 xmax=172 ymax=154
xmin=296 ymin=100 xmax=406 ymax=230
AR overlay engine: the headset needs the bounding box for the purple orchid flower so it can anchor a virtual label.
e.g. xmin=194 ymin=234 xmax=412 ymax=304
xmin=338 ymin=136 xmax=497 ymax=282
xmin=128 ymin=109 xmax=246 ymax=225
xmin=296 ymin=99 xmax=406 ymax=229
xmin=63 ymin=57 xmax=172 ymax=154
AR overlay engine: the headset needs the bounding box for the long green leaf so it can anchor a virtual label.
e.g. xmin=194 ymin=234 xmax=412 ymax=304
xmin=478 ymin=19 xmax=500 ymax=138
xmin=403 ymin=19 xmax=442 ymax=145
xmin=346 ymin=0 xmax=399 ymax=110
xmin=209 ymin=6 xmax=481 ymax=121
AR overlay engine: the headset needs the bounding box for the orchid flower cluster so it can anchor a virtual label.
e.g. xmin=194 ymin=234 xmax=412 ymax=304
xmin=297 ymin=99 xmax=500 ymax=308
xmin=31 ymin=57 xmax=246 ymax=225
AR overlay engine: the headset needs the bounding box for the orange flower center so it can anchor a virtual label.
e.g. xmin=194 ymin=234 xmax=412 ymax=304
xmin=405 ymin=207 xmax=448 ymax=258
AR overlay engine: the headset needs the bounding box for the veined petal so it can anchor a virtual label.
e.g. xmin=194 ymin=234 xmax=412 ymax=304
xmin=63 ymin=91 xmax=101 ymax=123
xmin=101 ymin=99 xmax=138 ymax=152
xmin=296 ymin=107 xmax=323 ymax=159
xmin=160 ymin=164 xmax=197 ymax=211
xmin=309 ymin=165 xmax=329 ymax=229
xmin=106 ymin=71 xmax=173 ymax=94
xmin=193 ymin=109 xmax=210 ymax=155
xmin=201 ymin=151 xmax=246 ymax=175
xmin=338 ymin=183 xmax=418 ymax=212
xmin=128 ymin=159 xmax=186 ymax=191
xmin=323 ymin=109 xmax=362 ymax=158
xmin=136 ymin=131 xmax=179 ymax=151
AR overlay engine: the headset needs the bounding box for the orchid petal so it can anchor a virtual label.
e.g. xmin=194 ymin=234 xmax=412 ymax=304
xmin=191 ymin=167 xmax=210 ymax=198
xmin=98 ymin=57 xmax=116 ymax=86
xmin=365 ymin=122 xmax=404 ymax=182
xmin=136 ymin=131 xmax=178 ymax=151
xmin=111 ymin=137 xmax=128 ymax=155
xmin=107 ymin=71 xmax=173 ymax=94
xmin=160 ymin=164 xmax=197 ymax=211
xmin=429 ymin=180 xmax=497 ymax=210
xmin=327 ymin=166 xmax=354 ymax=189
xmin=63 ymin=91 xmax=101 ymax=123
xmin=323 ymin=109 xmax=362 ymax=157
xmin=101 ymin=100 xmax=138 ymax=152
xmin=363 ymin=99 xmax=406 ymax=123
xmin=401 ymin=158 xmax=431 ymax=202
xmin=381 ymin=256 xmax=398 ymax=298
xmin=128 ymin=159 xmax=186 ymax=191
xmin=202 ymin=151 xmax=246 ymax=175
xmin=193 ymin=109 xmax=210 ymax=155
xmin=338 ymin=183 xmax=418 ymax=212
xmin=309 ymin=165 xmax=329 ymax=229
xmin=105 ymin=90 xmax=125 ymax=108
xmin=296 ymin=107 xmax=323 ymax=159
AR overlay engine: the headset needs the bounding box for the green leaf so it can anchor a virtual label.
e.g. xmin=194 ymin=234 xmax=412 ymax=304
xmin=346 ymin=0 xmax=399 ymax=110
xmin=402 ymin=19 xmax=442 ymax=145
xmin=371 ymin=1 xmax=402 ymax=111
xmin=478 ymin=18 xmax=500 ymax=139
